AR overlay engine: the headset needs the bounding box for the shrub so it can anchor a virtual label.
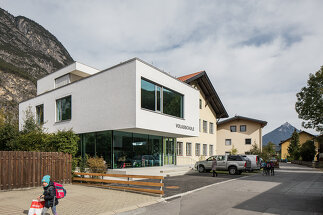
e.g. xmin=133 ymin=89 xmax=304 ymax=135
xmin=87 ymin=157 xmax=106 ymax=174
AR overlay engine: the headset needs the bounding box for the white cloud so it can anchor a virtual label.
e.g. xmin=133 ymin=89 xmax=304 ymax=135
xmin=1 ymin=0 xmax=322 ymax=135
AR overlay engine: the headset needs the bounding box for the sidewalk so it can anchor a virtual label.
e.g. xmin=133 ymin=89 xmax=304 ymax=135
xmin=0 ymin=184 xmax=160 ymax=215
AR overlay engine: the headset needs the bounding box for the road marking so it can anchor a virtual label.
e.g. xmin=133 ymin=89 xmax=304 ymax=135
xmin=163 ymin=175 xmax=250 ymax=201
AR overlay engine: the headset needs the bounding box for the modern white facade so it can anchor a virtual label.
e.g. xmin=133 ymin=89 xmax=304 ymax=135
xmin=19 ymin=58 xmax=199 ymax=168
xmin=19 ymin=58 xmax=199 ymax=137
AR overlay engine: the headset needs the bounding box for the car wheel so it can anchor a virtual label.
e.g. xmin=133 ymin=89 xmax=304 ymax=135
xmin=198 ymin=165 xmax=205 ymax=173
xmin=229 ymin=166 xmax=237 ymax=175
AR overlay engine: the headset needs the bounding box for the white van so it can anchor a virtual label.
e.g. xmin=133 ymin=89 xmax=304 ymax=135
xmin=241 ymin=155 xmax=260 ymax=171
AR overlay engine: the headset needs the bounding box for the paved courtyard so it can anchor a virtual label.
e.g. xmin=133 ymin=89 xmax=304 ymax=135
xmin=0 ymin=184 xmax=160 ymax=215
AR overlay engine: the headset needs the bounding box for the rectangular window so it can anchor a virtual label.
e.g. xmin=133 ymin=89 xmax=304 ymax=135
xmin=56 ymin=95 xmax=71 ymax=122
xmin=230 ymin=125 xmax=236 ymax=132
xmin=199 ymin=119 xmax=201 ymax=132
xmin=141 ymin=79 xmax=156 ymax=111
xmin=163 ymin=87 xmax=183 ymax=118
xmin=177 ymin=142 xmax=183 ymax=156
xmin=209 ymin=122 xmax=214 ymax=134
xmin=240 ymin=125 xmax=246 ymax=132
xmin=141 ymin=78 xmax=183 ymax=118
xmin=245 ymin=139 xmax=251 ymax=145
xmin=199 ymin=99 xmax=202 ymax=109
xmin=203 ymin=144 xmax=207 ymax=156
xmin=209 ymin=145 xmax=214 ymax=156
xmin=195 ymin=143 xmax=200 ymax=156
xmin=55 ymin=74 xmax=70 ymax=88
xmin=203 ymin=120 xmax=208 ymax=133
xmin=186 ymin=142 xmax=192 ymax=156
xmin=225 ymin=139 xmax=231 ymax=146
xmin=36 ymin=104 xmax=44 ymax=125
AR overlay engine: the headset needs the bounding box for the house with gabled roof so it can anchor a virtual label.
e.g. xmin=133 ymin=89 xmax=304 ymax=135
xmin=217 ymin=115 xmax=267 ymax=155
xmin=280 ymin=131 xmax=319 ymax=161
xmin=176 ymin=71 xmax=228 ymax=165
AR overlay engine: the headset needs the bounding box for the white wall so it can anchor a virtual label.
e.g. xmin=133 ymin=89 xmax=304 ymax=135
xmin=37 ymin=62 xmax=99 ymax=95
xmin=20 ymin=61 xmax=137 ymax=133
xmin=135 ymin=60 xmax=199 ymax=137
xmin=20 ymin=58 xmax=199 ymax=138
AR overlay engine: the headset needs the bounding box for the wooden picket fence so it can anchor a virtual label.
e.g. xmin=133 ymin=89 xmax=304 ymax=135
xmin=0 ymin=151 xmax=72 ymax=190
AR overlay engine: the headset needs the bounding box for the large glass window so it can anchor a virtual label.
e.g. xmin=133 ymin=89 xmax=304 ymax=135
xmin=141 ymin=79 xmax=155 ymax=111
xmin=141 ymin=78 xmax=183 ymax=118
xmin=148 ymin=135 xmax=163 ymax=167
xmin=209 ymin=122 xmax=214 ymax=134
xmin=113 ymin=131 xmax=133 ymax=169
xmin=56 ymin=96 xmax=71 ymax=122
xmin=96 ymin=131 xmax=112 ymax=168
xmin=163 ymin=88 xmax=183 ymax=118
xmin=36 ymin=104 xmax=44 ymax=125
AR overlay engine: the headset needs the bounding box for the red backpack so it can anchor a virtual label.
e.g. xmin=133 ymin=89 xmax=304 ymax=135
xmin=53 ymin=182 xmax=66 ymax=199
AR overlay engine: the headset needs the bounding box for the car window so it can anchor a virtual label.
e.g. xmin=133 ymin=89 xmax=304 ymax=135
xmin=217 ymin=155 xmax=225 ymax=161
xmin=206 ymin=156 xmax=214 ymax=161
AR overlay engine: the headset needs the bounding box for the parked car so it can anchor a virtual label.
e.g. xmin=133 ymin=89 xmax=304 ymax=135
xmin=194 ymin=155 xmax=251 ymax=175
xmin=241 ymin=155 xmax=261 ymax=171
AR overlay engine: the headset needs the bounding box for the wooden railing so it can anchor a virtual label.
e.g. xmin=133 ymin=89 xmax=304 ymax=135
xmin=73 ymin=172 xmax=164 ymax=196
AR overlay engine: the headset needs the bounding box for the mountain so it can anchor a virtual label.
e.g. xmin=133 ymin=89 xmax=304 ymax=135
xmin=0 ymin=8 xmax=73 ymax=120
xmin=262 ymin=122 xmax=300 ymax=146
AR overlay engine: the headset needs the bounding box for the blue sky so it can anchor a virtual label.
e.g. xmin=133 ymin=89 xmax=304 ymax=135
xmin=1 ymin=0 xmax=322 ymax=135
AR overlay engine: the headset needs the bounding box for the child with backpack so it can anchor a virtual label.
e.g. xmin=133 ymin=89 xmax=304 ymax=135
xmin=37 ymin=175 xmax=59 ymax=215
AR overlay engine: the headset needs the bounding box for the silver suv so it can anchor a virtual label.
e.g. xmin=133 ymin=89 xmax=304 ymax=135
xmin=194 ymin=155 xmax=251 ymax=175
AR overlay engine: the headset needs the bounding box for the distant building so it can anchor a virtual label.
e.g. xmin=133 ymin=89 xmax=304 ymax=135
xmin=280 ymin=131 xmax=319 ymax=161
xmin=216 ymin=116 xmax=267 ymax=155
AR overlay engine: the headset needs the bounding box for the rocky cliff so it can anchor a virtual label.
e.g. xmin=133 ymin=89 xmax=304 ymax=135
xmin=0 ymin=8 xmax=74 ymax=121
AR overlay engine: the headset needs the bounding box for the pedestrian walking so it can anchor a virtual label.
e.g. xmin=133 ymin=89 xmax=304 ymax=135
xmin=270 ymin=161 xmax=275 ymax=176
xmin=38 ymin=175 xmax=58 ymax=215
xmin=212 ymin=157 xmax=218 ymax=177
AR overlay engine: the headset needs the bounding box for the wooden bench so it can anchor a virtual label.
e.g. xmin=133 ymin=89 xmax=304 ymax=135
xmin=73 ymin=172 xmax=164 ymax=196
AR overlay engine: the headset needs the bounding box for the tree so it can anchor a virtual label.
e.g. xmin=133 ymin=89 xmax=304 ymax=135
xmin=21 ymin=107 xmax=42 ymax=134
xmin=248 ymin=143 xmax=261 ymax=155
xmin=295 ymin=67 xmax=323 ymax=133
xmin=300 ymin=140 xmax=316 ymax=161
xmin=230 ymin=145 xmax=238 ymax=155
xmin=288 ymin=130 xmax=300 ymax=160
xmin=261 ymin=142 xmax=276 ymax=161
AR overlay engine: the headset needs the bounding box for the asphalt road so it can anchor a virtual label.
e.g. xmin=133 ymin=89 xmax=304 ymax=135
xmin=119 ymin=163 xmax=323 ymax=215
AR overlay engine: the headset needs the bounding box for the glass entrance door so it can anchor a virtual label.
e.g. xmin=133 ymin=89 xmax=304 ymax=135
xmin=164 ymin=138 xmax=175 ymax=165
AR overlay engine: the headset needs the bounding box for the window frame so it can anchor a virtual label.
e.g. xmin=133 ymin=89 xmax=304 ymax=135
xmin=225 ymin=139 xmax=232 ymax=146
xmin=230 ymin=125 xmax=237 ymax=132
xmin=203 ymin=144 xmax=207 ymax=156
xmin=56 ymin=95 xmax=72 ymax=122
xmin=209 ymin=144 xmax=214 ymax=156
xmin=141 ymin=77 xmax=184 ymax=118
xmin=245 ymin=138 xmax=251 ymax=145
xmin=36 ymin=104 xmax=44 ymax=125
xmin=203 ymin=120 xmax=208 ymax=133
xmin=177 ymin=142 xmax=183 ymax=156
xmin=195 ymin=143 xmax=200 ymax=156
xmin=186 ymin=142 xmax=192 ymax=156
xmin=209 ymin=122 xmax=214 ymax=134
xmin=240 ymin=125 xmax=247 ymax=132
